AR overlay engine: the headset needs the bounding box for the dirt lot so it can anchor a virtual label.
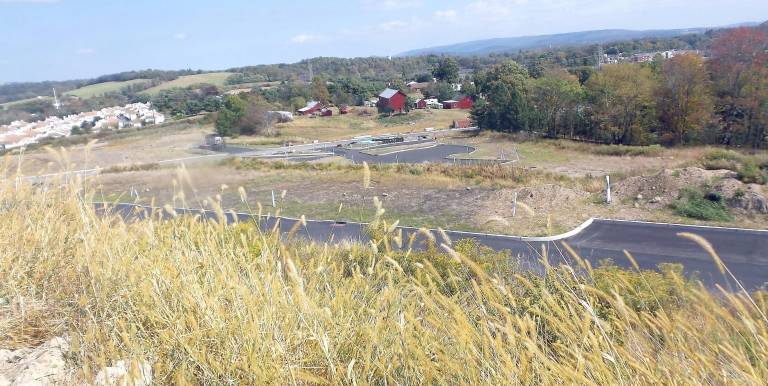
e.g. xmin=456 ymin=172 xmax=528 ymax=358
xmin=5 ymin=121 xmax=212 ymax=176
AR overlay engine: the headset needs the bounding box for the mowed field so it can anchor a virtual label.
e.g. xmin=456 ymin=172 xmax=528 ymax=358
xmin=140 ymin=72 xmax=234 ymax=95
xmin=0 ymin=96 xmax=52 ymax=108
xmin=64 ymin=79 xmax=151 ymax=98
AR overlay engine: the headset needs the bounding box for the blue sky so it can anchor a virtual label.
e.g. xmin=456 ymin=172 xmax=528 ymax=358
xmin=1 ymin=0 xmax=766 ymax=83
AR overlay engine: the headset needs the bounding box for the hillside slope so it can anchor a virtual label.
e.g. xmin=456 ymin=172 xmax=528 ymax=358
xmin=398 ymin=25 xmax=757 ymax=56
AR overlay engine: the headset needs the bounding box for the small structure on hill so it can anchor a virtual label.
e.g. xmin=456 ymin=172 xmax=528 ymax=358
xmin=442 ymin=95 xmax=474 ymax=110
xmin=298 ymin=101 xmax=322 ymax=115
xmin=320 ymin=108 xmax=333 ymax=117
xmin=407 ymin=81 xmax=430 ymax=92
xmin=377 ymin=88 xmax=407 ymax=114
xmin=267 ymin=111 xmax=294 ymax=123
xmin=339 ymin=105 xmax=350 ymax=115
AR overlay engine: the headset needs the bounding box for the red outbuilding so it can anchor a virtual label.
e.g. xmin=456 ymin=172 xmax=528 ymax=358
xmin=298 ymin=101 xmax=322 ymax=115
xmin=377 ymin=88 xmax=407 ymax=113
xmin=319 ymin=108 xmax=333 ymax=117
xmin=415 ymin=99 xmax=427 ymax=109
xmin=442 ymin=95 xmax=474 ymax=110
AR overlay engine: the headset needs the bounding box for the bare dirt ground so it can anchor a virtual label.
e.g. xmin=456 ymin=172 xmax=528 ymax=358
xmin=5 ymin=123 xmax=211 ymax=176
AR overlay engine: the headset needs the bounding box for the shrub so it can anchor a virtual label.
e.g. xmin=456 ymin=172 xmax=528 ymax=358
xmin=672 ymin=188 xmax=733 ymax=221
xmin=737 ymin=161 xmax=767 ymax=184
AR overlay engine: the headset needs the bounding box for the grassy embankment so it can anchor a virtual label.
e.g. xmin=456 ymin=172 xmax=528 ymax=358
xmin=64 ymin=79 xmax=152 ymax=99
xmin=140 ymin=72 xmax=235 ymax=96
xmin=1 ymin=160 xmax=766 ymax=384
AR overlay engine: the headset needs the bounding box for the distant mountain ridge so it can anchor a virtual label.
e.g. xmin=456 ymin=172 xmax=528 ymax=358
xmin=398 ymin=23 xmax=762 ymax=57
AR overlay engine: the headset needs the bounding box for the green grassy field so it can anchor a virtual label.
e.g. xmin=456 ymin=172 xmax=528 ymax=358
xmin=0 ymin=96 xmax=52 ymax=108
xmin=140 ymin=72 xmax=234 ymax=95
xmin=64 ymin=79 xmax=151 ymax=98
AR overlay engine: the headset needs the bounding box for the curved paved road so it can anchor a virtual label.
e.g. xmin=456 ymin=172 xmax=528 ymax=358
xmin=326 ymin=144 xmax=501 ymax=165
xmin=95 ymin=203 xmax=768 ymax=290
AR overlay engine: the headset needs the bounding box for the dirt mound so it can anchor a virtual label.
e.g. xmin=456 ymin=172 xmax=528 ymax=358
xmin=716 ymin=179 xmax=768 ymax=214
xmin=614 ymin=167 xmax=767 ymax=214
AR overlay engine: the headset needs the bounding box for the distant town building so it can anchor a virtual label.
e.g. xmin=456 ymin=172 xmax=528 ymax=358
xmin=0 ymin=102 xmax=164 ymax=150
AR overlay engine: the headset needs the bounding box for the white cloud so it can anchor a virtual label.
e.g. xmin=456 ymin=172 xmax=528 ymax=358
xmin=434 ymin=9 xmax=458 ymax=21
xmin=174 ymin=33 xmax=187 ymax=40
xmin=76 ymin=48 xmax=95 ymax=55
xmin=289 ymin=34 xmax=320 ymax=44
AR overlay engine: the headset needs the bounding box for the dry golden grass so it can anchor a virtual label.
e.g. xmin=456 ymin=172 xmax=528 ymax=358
xmin=0 ymin=159 xmax=767 ymax=384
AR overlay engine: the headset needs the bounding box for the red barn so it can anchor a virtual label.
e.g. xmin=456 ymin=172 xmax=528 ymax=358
xmin=415 ymin=99 xmax=427 ymax=109
xmin=320 ymin=108 xmax=333 ymax=117
xmin=442 ymin=95 xmax=474 ymax=110
xmin=298 ymin=101 xmax=322 ymax=115
xmin=377 ymin=88 xmax=407 ymax=113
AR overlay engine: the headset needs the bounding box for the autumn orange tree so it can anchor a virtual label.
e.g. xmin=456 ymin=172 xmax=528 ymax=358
xmin=709 ymin=27 xmax=768 ymax=148
xmin=586 ymin=63 xmax=656 ymax=145
xmin=656 ymin=53 xmax=714 ymax=145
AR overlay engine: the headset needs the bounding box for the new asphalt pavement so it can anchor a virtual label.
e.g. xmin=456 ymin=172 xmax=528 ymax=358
xmin=95 ymin=203 xmax=768 ymax=291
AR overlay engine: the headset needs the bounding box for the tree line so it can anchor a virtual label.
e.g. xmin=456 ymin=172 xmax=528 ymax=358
xmin=472 ymin=27 xmax=768 ymax=148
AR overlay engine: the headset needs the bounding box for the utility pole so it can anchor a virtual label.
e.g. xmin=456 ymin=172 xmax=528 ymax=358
xmin=595 ymin=44 xmax=605 ymax=69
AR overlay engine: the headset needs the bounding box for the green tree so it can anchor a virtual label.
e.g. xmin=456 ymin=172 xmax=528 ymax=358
xmin=472 ymin=61 xmax=531 ymax=133
xmin=529 ymin=68 xmax=584 ymax=138
xmin=311 ymin=77 xmax=331 ymax=104
xmin=656 ymin=53 xmax=713 ymax=145
xmin=290 ymin=96 xmax=307 ymax=112
xmin=215 ymin=95 xmax=246 ymax=137
xmin=416 ymin=73 xmax=433 ymax=83
xmin=586 ymin=63 xmax=656 ymax=144
xmin=422 ymin=82 xmax=455 ymax=102
xmin=432 ymin=57 xmax=460 ymax=84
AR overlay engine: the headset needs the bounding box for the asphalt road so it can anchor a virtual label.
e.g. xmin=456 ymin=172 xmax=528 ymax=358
xmin=95 ymin=203 xmax=768 ymax=291
xmin=326 ymin=143 xmax=503 ymax=165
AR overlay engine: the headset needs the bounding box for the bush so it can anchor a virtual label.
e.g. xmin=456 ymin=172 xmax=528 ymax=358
xmin=737 ymin=161 xmax=767 ymax=184
xmin=700 ymin=149 xmax=768 ymax=185
xmin=672 ymin=188 xmax=733 ymax=221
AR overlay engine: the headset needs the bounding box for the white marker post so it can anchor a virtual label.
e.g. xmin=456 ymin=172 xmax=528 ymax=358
xmin=606 ymin=175 xmax=612 ymax=204
xmin=512 ymin=192 xmax=518 ymax=218
xmin=271 ymin=190 xmax=277 ymax=208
